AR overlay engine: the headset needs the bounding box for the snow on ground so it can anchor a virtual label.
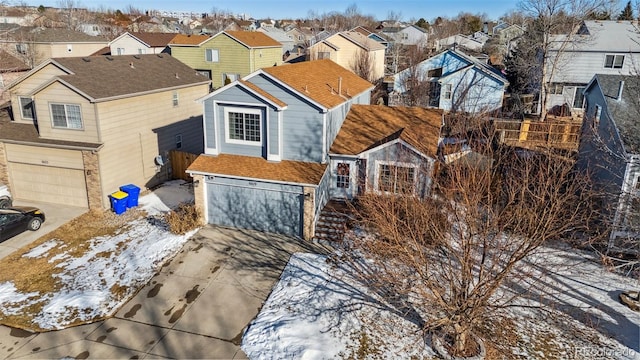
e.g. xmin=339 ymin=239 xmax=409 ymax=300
xmin=0 ymin=180 xmax=196 ymax=330
xmin=243 ymin=246 xmax=639 ymax=359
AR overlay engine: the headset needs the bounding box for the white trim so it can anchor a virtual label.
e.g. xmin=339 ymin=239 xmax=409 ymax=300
xmin=279 ymin=111 xmax=284 ymax=159
xmin=322 ymin=113 xmax=327 ymax=163
xmin=373 ymin=160 xmax=419 ymax=195
xmin=358 ymin=138 xmax=431 ymax=161
xmin=198 ymin=82 xmax=286 ymax=110
xmin=202 ymin=180 xmax=209 ymax=223
xmin=18 ymin=96 xmax=34 ymax=120
xmin=192 ymin=171 xmax=320 ymax=188
xmin=223 ymin=106 xmax=263 ymax=146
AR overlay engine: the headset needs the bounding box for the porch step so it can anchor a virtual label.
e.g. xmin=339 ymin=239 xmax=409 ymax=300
xmin=312 ymin=201 xmax=355 ymax=244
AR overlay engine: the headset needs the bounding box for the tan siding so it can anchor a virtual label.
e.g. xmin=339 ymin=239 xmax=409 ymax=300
xmin=9 ymin=64 xmax=68 ymax=124
xmin=33 ymin=82 xmax=100 ymax=143
xmin=96 ymin=84 xmax=208 ymax=203
xmin=109 ymin=35 xmax=148 ymax=55
xmin=48 ymin=42 xmax=108 ymax=59
xmin=5 ymin=143 xmax=84 ymax=169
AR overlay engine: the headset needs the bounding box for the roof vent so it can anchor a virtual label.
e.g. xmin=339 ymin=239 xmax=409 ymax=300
xmin=106 ymin=55 xmax=113 ymax=61
xmin=157 ymin=54 xmax=163 ymax=58
xmin=82 ymin=57 xmax=90 ymax=62
xmin=175 ymin=73 xmax=179 ymax=79
xmin=129 ymin=62 xmax=134 ymax=68
xmin=133 ymin=54 xmax=140 ymax=59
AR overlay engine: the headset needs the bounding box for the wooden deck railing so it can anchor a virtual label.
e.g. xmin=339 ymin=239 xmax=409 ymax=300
xmin=492 ymin=117 xmax=582 ymax=152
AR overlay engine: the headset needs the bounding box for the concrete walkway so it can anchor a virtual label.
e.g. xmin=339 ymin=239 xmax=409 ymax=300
xmin=0 ymin=226 xmax=329 ymax=359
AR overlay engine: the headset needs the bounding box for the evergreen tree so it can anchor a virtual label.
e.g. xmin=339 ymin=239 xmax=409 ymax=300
xmin=618 ymin=1 xmax=634 ymax=20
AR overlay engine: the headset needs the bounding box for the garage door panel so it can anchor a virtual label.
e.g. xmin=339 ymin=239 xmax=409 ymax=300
xmin=207 ymin=182 xmax=303 ymax=237
xmin=9 ymin=162 xmax=88 ymax=207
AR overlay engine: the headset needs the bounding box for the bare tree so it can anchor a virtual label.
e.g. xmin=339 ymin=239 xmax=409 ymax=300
xmin=350 ymin=48 xmax=373 ymax=82
xmin=517 ymin=0 xmax=612 ymax=120
xmin=340 ymin=134 xmax=602 ymax=357
xmin=389 ymin=46 xmax=431 ymax=107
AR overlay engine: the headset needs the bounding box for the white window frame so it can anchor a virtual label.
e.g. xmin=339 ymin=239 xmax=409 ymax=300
xmin=604 ymin=54 xmax=625 ymax=69
xmin=19 ymin=96 xmax=34 ymax=120
xmin=548 ymin=83 xmax=564 ymax=95
xmin=374 ymin=160 xmax=418 ymax=195
xmin=172 ymin=91 xmax=179 ymax=107
xmin=573 ymin=86 xmax=586 ymax=109
xmin=443 ymin=83 xmax=453 ymax=100
xmin=205 ymin=48 xmax=219 ymax=62
xmin=222 ymin=73 xmax=240 ymax=85
xmin=49 ymin=103 xmax=83 ymax=130
xmin=224 ymin=107 xmax=262 ymax=146
xmin=175 ymin=134 xmax=183 ymax=149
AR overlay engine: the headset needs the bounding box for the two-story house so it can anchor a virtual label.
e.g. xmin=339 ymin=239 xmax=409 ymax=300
xmin=546 ymin=20 xmax=640 ymax=113
xmin=187 ymin=59 xmax=443 ymax=239
xmin=389 ymin=48 xmax=509 ymax=113
xmin=109 ymin=32 xmax=177 ymax=55
xmin=0 ymin=54 xmax=210 ymax=209
xmin=0 ymin=27 xmax=109 ymax=68
xmin=169 ymin=31 xmax=283 ymax=88
xmin=307 ymin=31 xmax=386 ymax=82
xmin=577 ymin=74 xmax=640 ymax=250
xmin=256 ymin=26 xmax=295 ymax=55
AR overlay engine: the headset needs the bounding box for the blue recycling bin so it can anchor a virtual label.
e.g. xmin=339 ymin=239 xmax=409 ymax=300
xmin=110 ymin=191 xmax=129 ymax=215
xmin=120 ymin=184 xmax=141 ymax=208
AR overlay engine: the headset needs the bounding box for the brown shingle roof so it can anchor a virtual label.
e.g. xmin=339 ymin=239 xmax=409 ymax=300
xmin=129 ymin=32 xmax=178 ymax=47
xmin=10 ymin=27 xmax=108 ymax=42
xmin=49 ymin=54 xmax=210 ymax=100
xmin=225 ymin=31 xmax=282 ymax=48
xmin=239 ymin=80 xmax=287 ymax=108
xmin=187 ymin=154 xmax=327 ymax=185
xmin=0 ymin=108 xmax=101 ymax=150
xmin=261 ymin=59 xmax=373 ymax=109
xmin=0 ymin=49 xmax=29 ymax=72
xmin=330 ymin=104 xmax=442 ymax=157
xmin=169 ymin=34 xmax=210 ymax=45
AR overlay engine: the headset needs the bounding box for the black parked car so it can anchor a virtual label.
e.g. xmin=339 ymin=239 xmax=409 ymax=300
xmin=0 ymin=207 xmax=45 ymax=242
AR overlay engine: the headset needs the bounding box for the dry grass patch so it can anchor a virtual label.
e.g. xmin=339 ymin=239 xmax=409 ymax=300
xmin=164 ymin=202 xmax=201 ymax=235
xmin=0 ymin=208 xmax=144 ymax=296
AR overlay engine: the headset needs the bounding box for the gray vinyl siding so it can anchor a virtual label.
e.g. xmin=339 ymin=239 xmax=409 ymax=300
xmin=548 ymin=51 xmax=639 ymax=85
xmin=269 ymin=113 xmax=279 ymax=156
xmin=153 ymin=115 xmax=204 ymax=154
xmin=204 ymin=100 xmax=216 ymax=149
xmin=247 ymin=74 xmax=325 ymax=162
xmin=366 ymin=142 xmax=434 ymax=198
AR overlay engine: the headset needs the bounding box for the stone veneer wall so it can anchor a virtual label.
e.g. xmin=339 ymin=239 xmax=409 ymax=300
xmin=303 ymin=185 xmax=316 ymax=240
xmin=0 ymin=143 xmax=9 ymax=190
xmin=191 ymin=174 xmax=207 ymax=225
xmin=82 ymin=150 xmax=103 ymax=209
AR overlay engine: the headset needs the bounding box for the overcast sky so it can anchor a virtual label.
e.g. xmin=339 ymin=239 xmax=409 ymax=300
xmin=24 ymin=0 xmax=523 ymax=21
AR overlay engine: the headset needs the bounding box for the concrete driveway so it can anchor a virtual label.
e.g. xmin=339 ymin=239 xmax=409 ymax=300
xmin=0 ymin=226 xmax=330 ymax=359
xmin=0 ymin=200 xmax=87 ymax=261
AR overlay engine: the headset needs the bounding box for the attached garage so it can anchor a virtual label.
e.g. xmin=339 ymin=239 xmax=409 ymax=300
xmin=5 ymin=144 xmax=89 ymax=208
xmin=205 ymin=176 xmax=304 ymax=237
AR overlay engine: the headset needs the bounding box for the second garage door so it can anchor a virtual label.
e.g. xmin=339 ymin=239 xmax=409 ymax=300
xmin=206 ymin=177 xmax=304 ymax=237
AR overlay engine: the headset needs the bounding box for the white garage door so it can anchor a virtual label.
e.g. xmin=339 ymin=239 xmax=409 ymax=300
xmin=9 ymin=162 xmax=88 ymax=207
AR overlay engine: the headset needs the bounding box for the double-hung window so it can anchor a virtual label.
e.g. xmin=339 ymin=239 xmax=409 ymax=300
xmin=377 ymin=163 xmax=416 ymax=194
xmin=443 ymin=83 xmax=453 ymax=100
xmin=205 ymin=49 xmax=219 ymax=62
xmin=604 ymin=54 xmax=625 ymax=69
xmin=50 ymin=103 xmax=82 ymax=129
xmin=226 ymin=108 xmax=261 ymax=144
xmin=19 ymin=97 xmax=34 ymax=120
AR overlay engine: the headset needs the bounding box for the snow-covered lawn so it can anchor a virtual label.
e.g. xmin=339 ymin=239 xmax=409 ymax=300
xmin=0 ymin=180 xmax=196 ymax=331
xmin=243 ymin=245 xmax=640 ymax=359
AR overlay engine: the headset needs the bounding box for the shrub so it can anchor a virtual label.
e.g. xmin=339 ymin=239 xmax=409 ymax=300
xmin=163 ymin=202 xmax=201 ymax=235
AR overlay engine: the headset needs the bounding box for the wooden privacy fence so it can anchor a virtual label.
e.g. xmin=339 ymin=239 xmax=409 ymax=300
xmin=492 ymin=117 xmax=582 ymax=152
xmin=169 ymin=150 xmax=198 ymax=182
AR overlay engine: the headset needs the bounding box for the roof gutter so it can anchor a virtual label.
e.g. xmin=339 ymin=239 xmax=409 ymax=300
xmin=0 ymin=139 xmax=104 ymax=152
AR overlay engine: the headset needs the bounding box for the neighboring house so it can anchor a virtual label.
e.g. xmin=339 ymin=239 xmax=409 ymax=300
xmin=494 ymin=23 xmax=524 ymax=44
xmin=0 ymin=27 xmax=109 ymax=67
xmin=394 ymin=25 xmax=429 ymax=48
xmin=546 ymin=20 xmax=640 ymax=112
xmin=578 ymin=74 xmax=640 ymax=248
xmin=0 ymin=54 xmax=210 ymax=209
xmin=109 ymin=32 xmax=177 ymax=55
xmin=389 ymin=48 xmax=509 ymax=113
xmin=186 ymin=59 xmax=374 ymax=239
xmin=0 ymin=49 xmax=29 ymax=105
xmin=352 ymin=26 xmax=390 ymax=48
xmin=436 ymin=33 xmax=486 ymax=52
xmin=169 ymin=30 xmax=283 ymax=88
xmin=256 ymin=26 xmax=295 ymax=54
xmin=307 ymin=31 xmax=386 ymax=81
